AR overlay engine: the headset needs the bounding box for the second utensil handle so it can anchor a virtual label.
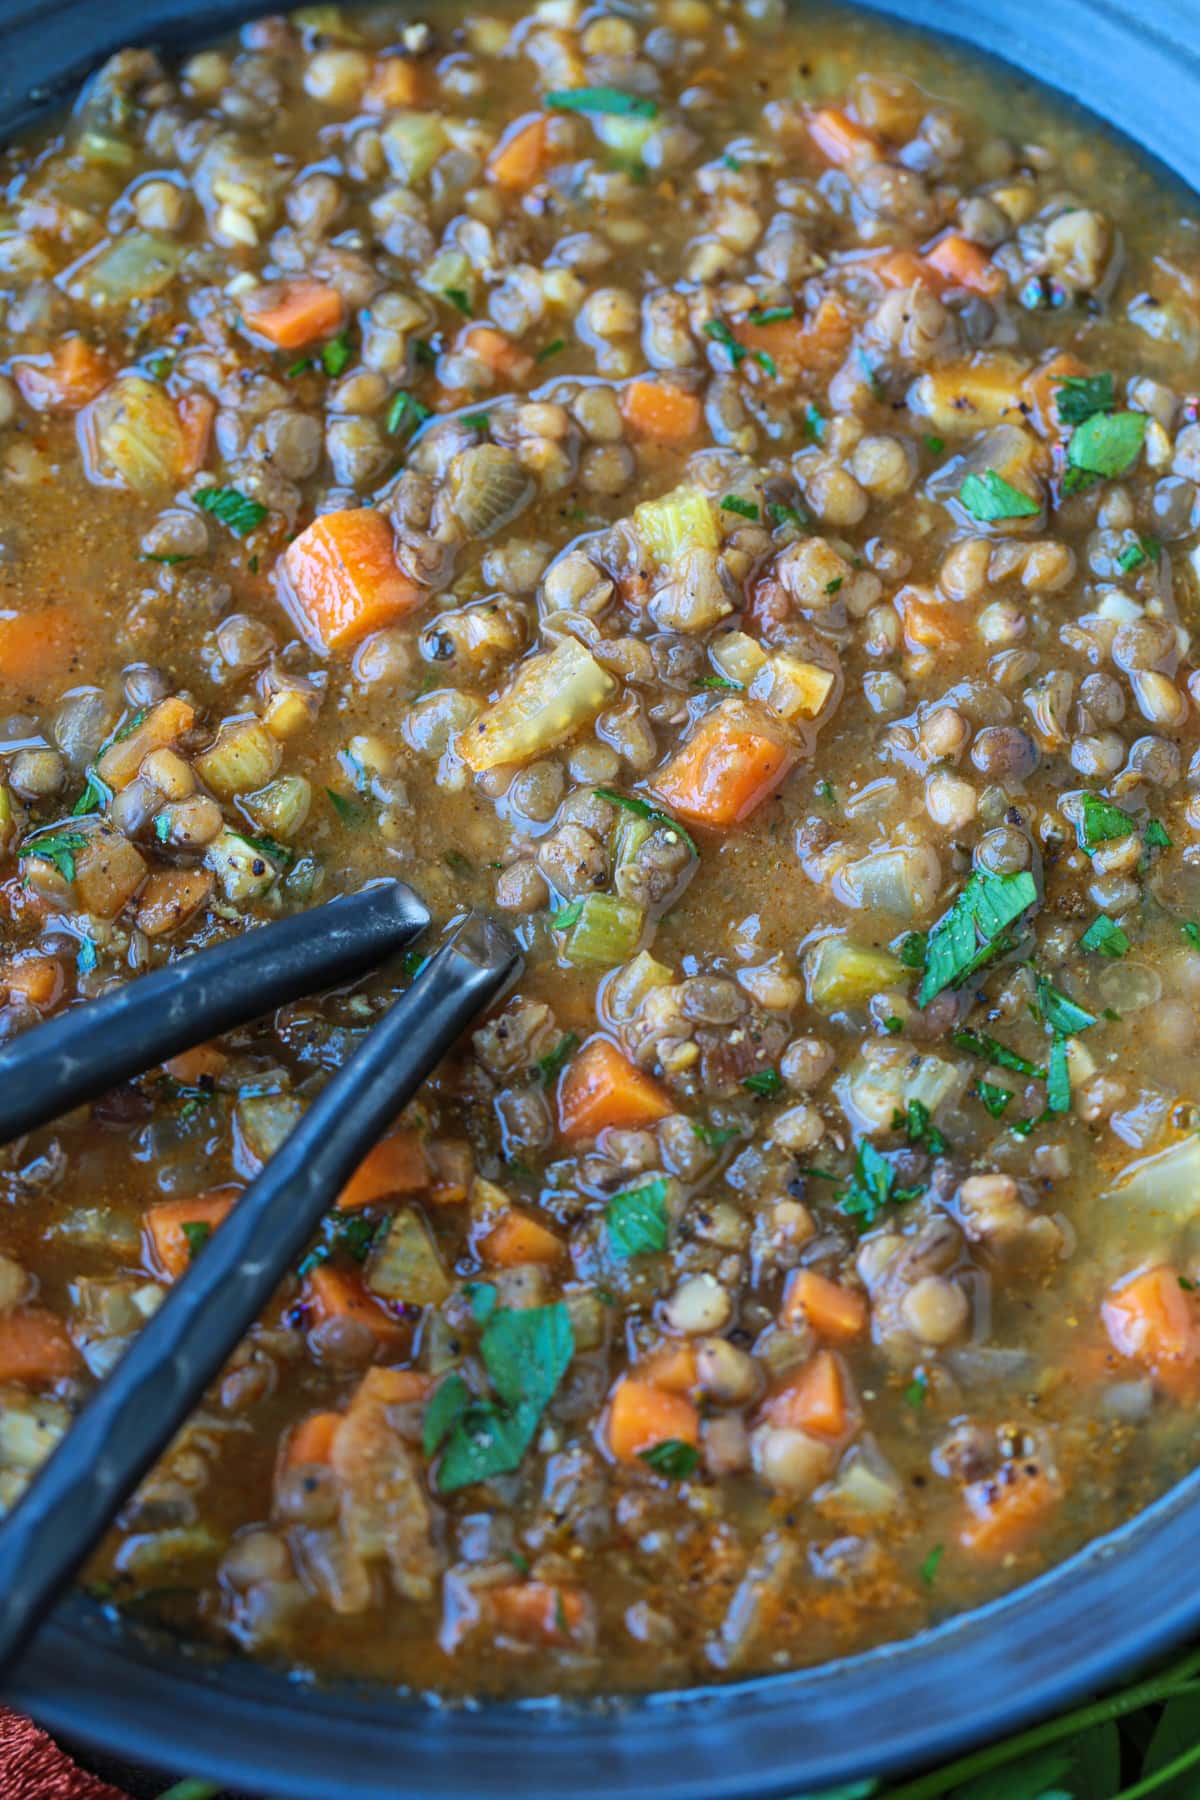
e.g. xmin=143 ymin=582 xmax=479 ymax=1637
xmin=0 ymin=879 xmax=429 ymax=1146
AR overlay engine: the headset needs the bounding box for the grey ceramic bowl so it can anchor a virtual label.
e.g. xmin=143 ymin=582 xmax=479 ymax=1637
xmin=2 ymin=3 xmax=1200 ymax=1795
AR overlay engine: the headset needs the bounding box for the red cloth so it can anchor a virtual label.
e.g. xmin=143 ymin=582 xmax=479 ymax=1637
xmin=0 ymin=1708 xmax=129 ymax=1799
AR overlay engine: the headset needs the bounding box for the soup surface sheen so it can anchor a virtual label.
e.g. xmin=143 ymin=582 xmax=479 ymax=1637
xmin=0 ymin=0 xmax=1198 ymax=1699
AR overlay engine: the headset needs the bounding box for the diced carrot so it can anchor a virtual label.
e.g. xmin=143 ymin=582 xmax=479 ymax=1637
xmin=14 ymin=335 xmax=111 ymax=414
xmin=1102 ymin=1265 xmax=1200 ymax=1400
xmin=490 ymin=1582 xmax=588 ymax=1643
xmin=874 ymin=248 xmax=932 ymax=290
xmin=486 ymin=114 xmax=549 ymax=190
xmin=303 ymin=1265 xmax=407 ymax=1349
xmin=337 ymin=1129 xmax=429 ymax=1211
xmin=144 ymin=1189 xmax=239 ymax=1281
xmin=898 ymin=592 xmax=973 ymax=654
xmin=0 ymin=606 xmax=83 ymax=692
xmin=366 ymin=1367 xmax=431 ymax=1404
xmin=364 ymin=56 xmax=420 ymax=110
xmin=427 ymin=1138 xmax=474 ymax=1205
xmin=925 ymin=232 xmax=1006 ymax=298
xmin=462 ymin=324 xmax=534 ymax=383
xmin=808 ymin=105 xmax=880 ymax=167
xmin=651 ymin=698 xmax=796 ymax=829
xmin=782 ymin=1269 xmax=868 ymax=1343
xmin=242 ymin=280 xmax=344 ymax=352
xmin=481 ymin=1208 xmax=564 ymax=1267
xmin=73 ymin=831 xmax=148 ymax=919
xmin=164 ymin=1045 xmax=228 ymax=1085
xmin=1 ymin=956 xmax=65 ymax=1010
xmin=135 ymin=868 xmax=213 ymax=937
xmin=620 ymin=380 xmax=703 ymax=442
xmin=640 ymin=1342 xmax=698 ymax=1394
xmin=1021 ymin=351 xmax=1088 ymax=441
xmin=176 ymin=392 xmax=215 ymax=478
xmin=97 ymin=695 xmax=196 ymax=790
xmin=557 ymin=1036 xmax=673 ymax=1142
xmin=960 ymin=1463 xmax=1061 ymax=1558
xmin=278 ymin=508 xmax=423 ymax=654
xmin=763 ymin=1350 xmax=851 ymax=1440
xmin=607 ymin=1375 xmax=700 ymax=1463
xmin=285 ymin=1410 xmax=342 ymax=1468
xmin=0 ymin=1308 xmax=79 ymax=1384
xmin=734 ymin=296 xmax=852 ymax=378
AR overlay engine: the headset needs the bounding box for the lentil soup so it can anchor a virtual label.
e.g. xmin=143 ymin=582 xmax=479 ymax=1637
xmin=0 ymin=0 xmax=1198 ymax=1699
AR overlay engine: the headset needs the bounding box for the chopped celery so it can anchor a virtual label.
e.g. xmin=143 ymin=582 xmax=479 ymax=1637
xmin=368 ymin=1207 xmax=452 ymax=1306
xmin=245 ymin=775 xmax=312 ymax=841
xmin=593 ymin=113 xmax=656 ymax=158
xmin=836 ymin=1044 xmax=967 ymax=1135
xmin=804 ymin=934 xmax=904 ymax=1009
xmin=606 ymin=949 xmax=674 ymax=1020
xmin=750 ymin=655 xmax=836 ymax=722
xmin=457 ymin=638 xmax=615 ymax=771
xmin=81 ymin=376 xmax=185 ymax=494
xmin=419 ymin=247 xmax=474 ymax=305
xmin=71 ymin=232 xmax=181 ymax=304
xmin=195 ymin=718 xmax=281 ymax=800
xmin=382 ymin=112 xmax=450 ymax=182
xmin=1102 ymin=1133 xmax=1200 ymax=1217
xmin=236 ymin=1093 xmax=304 ymax=1169
xmin=561 ymin=893 xmax=645 ymax=967
xmin=711 ymin=631 xmax=768 ymax=686
xmin=634 ymin=485 xmax=719 ymax=563
xmin=205 ymin=827 xmax=284 ymax=901
xmin=614 ymin=810 xmax=653 ymax=867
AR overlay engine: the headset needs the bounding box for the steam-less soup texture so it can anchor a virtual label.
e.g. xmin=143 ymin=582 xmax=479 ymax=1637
xmin=0 ymin=0 xmax=1198 ymax=1697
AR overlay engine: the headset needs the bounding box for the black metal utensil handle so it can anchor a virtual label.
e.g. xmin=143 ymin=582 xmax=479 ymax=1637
xmin=0 ymin=879 xmax=430 ymax=1145
xmin=0 ymin=910 xmax=521 ymax=1679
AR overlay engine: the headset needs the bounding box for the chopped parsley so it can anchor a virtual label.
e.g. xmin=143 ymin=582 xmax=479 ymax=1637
xmin=141 ymin=552 xmax=191 ymax=565
xmin=536 ymin=337 xmax=566 ymax=362
xmin=76 ymin=936 xmax=98 ymax=976
xmin=825 ymin=576 xmax=844 ymax=596
xmin=918 ymin=869 xmax=1038 ymax=1006
xmin=1035 ymin=975 xmax=1097 ymax=1037
xmin=1183 ymin=922 xmax=1200 ymax=949
xmin=545 ymin=86 xmax=658 ymax=118
xmin=465 ymin=1280 xmax=498 ymax=1324
xmin=754 ymin=349 xmax=778 ymax=378
xmin=1117 ymin=533 xmax=1160 ymax=573
xmin=535 ymin=1032 xmax=579 ymax=1086
xmin=460 ymin=410 xmax=490 ymax=432
xmin=431 ymin=1301 xmax=575 ymax=1492
xmin=695 ymin=674 xmax=742 ymax=692
xmin=923 ymin=434 xmax=946 ymax=454
xmin=805 ymin=402 xmax=827 ymax=441
xmin=856 ymin=346 xmax=883 ymax=398
xmin=386 ymin=389 xmax=432 ymax=436
xmin=1145 ymin=818 xmax=1172 ymax=849
xmin=194 ymin=485 xmax=267 ymax=536
xmin=1064 ymin=409 xmax=1146 ymax=490
xmin=1053 ymin=372 xmax=1115 ymax=425
xmin=977 ymin=1080 xmax=1013 ymax=1119
xmin=1080 ymin=914 xmax=1129 ymax=958
xmin=443 ymin=287 xmax=473 ymax=316
xmin=959 ymin=470 xmax=1041 ymax=522
xmin=839 ymin=1140 xmax=924 ymax=1229
xmin=952 ymin=1029 xmax=1046 ymax=1081
xmin=815 ymin=778 xmax=836 ymax=807
xmin=742 ymin=1067 xmax=783 ymax=1098
xmin=1046 ymin=1036 xmax=1071 ymax=1114
xmin=1077 ymin=792 xmax=1136 ymax=846
xmin=17 ymin=830 xmax=88 ymax=882
xmin=321 ymin=331 xmax=353 ymax=376
xmin=181 ymin=1221 xmax=213 ymax=1260
xmin=595 ymin=788 xmax=698 ymax=858
xmin=691 ymin=1119 xmax=741 ymax=1149
xmin=720 ymin=494 xmax=759 ymax=520
xmin=606 ymin=1177 xmax=669 ymax=1258
xmin=899 ymin=931 xmax=928 ymax=970
xmin=325 ymin=787 xmax=367 ymax=826
xmin=748 ymin=304 xmax=793 ymax=324
xmin=768 ymin=500 xmax=807 ymax=530
xmin=904 ymin=1372 xmax=928 ymax=1410
xmin=71 ymin=774 xmax=105 ymax=817
xmin=640 ymin=1438 xmax=700 ymax=1478
xmin=920 ymin=1544 xmax=944 ymax=1587
xmin=702 ymin=317 xmax=745 ymax=366
xmin=550 ymin=899 xmax=585 ymax=931
xmin=892 ymin=1098 xmax=947 ymax=1157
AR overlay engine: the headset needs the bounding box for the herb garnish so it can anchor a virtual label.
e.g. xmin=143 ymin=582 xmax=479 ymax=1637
xmin=181 ymin=1221 xmax=213 ymax=1260
xmin=1117 ymin=533 xmax=1160 ymax=573
xmin=325 ymin=787 xmax=367 ymax=826
xmin=429 ymin=1301 xmax=575 ymax=1492
xmin=1077 ymin=792 xmax=1136 ymax=846
xmin=1053 ymin=372 xmax=1115 ymax=424
xmin=606 ymin=1177 xmax=669 ymax=1258
xmin=959 ymin=470 xmax=1041 ymax=522
xmin=977 ymin=1080 xmax=1013 ymax=1119
xmin=1035 ymin=975 xmax=1097 ymax=1037
xmin=1081 ymin=914 xmax=1129 ymax=958
xmin=640 ymin=1439 xmax=700 ymax=1478
xmin=322 ymin=331 xmax=353 ymax=376
xmin=805 ymin=403 xmax=827 ymax=441
xmin=702 ymin=318 xmax=745 ymax=366
xmin=742 ymin=1067 xmax=782 ymax=1097
xmin=545 ymin=87 xmax=658 ymax=118
xmin=899 ymin=931 xmax=928 ymax=970
xmin=71 ymin=774 xmax=105 ymax=817
xmin=76 ymin=936 xmax=98 ymax=975
xmin=443 ymin=287 xmax=473 ymax=316
xmin=535 ymin=1032 xmax=579 ymax=1085
xmin=1046 ymin=1036 xmax=1072 ymax=1114
xmin=691 ymin=1119 xmax=741 ymax=1149
xmin=551 ymin=899 xmax=585 ymax=931
xmin=595 ymin=788 xmax=698 ymax=858
xmin=17 ymin=830 xmax=88 ymax=882
xmin=768 ymin=500 xmax=807 ymax=530
xmin=838 ymin=1140 xmax=924 ymax=1229
xmin=536 ymin=337 xmax=566 ymax=362
xmin=918 ymin=870 xmax=1038 ymax=1005
xmin=952 ymin=1029 xmax=1046 ymax=1081
xmin=920 ymin=1544 xmax=944 ymax=1587
xmin=719 ymin=494 xmax=759 ymax=520
xmin=1065 ymin=409 xmax=1146 ymax=490
xmin=892 ymin=1098 xmax=947 ymax=1157
xmin=194 ymin=486 xmax=267 ymax=536
xmin=386 ymin=390 xmax=432 ymax=436
xmin=748 ymin=304 xmax=793 ymax=324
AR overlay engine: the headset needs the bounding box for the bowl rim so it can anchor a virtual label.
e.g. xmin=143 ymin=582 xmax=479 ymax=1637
xmin=3 ymin=0 xmax=1200 ymax=1793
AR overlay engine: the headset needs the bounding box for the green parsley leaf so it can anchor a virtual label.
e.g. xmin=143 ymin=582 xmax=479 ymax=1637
xmin=883 ymin=1015 xmax=903 ymax=1034
xmin=899 ymin=931 xmax=928 ymax=970
xmin=825 ymin=576 xmax=843 ymax=596
xmin=639 ymin=1438 xmax=700 ymax=1478
xmin=321 ymin=331 xmax=353 ymax=376
xmin=386 ymin=390 xmax=432 ymax=436
xmin=140 ymin=552 xmax=192 ymax=565
xmin=1145 ymin=818 xmax=1172 ymax=849
xmin=856 ymin=347 xmax=883 ymax=398
xmin=423 ymin=1372 xmax=472 ymax=1456
xmin=551 ymin=899 xmax=585 ymax=931
xmin=326 ymin=787 xmax=367 ymax=826
xmin=742 ymin=1067 xmax=782 ymax=1097
xmin=839 ymin=1140 xmax=923 ymax=1229
xmin=815 ymin=778 xmax=836 ymax=806
xmin=181 ymin=1220 xmax=212 ymax=1260
xmin=754 ymin=349 xmax=778 ymax=378
xmin=435 ymin=1302 xmax=574 ymax=1492
xmin=17 ymin=830 xmax=88 ymax=883
xmin=720 ymin=494 xmax=759 ymax=520
xmin=720 ymin=152 xmax=741 ymax=170
xmin=694 ymin=674 xmax=742 ymax=692
xmin=545 ymin=86 xmax=658 ymax=118
xmin=923 ymin=434 xmax=945 ymax=454
xmin=76 ymin=936 xmax=98 ymax=975
xmin=536 ymin=337 xmax=566 ymax=362
xmin=904 ymin=1373 xmax=928 ymax=1410
xmin=442 ymin=288 xmax=472 ymax=317
xmin=1183 ymin=921 xmax=1200 ymax=949
xmin=768 ymin=500 xmax=807 ymax=530
xmin=153 ymin=812 xmax=171 ymax=843
xmin=1035 ymin=975 xmax=1097 ymax=1036
xmin=594 ymin=788 xmax=698 ymax=858
xmin=110 ymin=707 xmax=147 ymax=746
xmin=1081 ymin=914 xmax=1129 ymax=958
xmin=893 ymin=1098 xmax=947 ymax=1157
xmin=606 ymin=1177 xmax=669 ymax=1258
xmin=1117 ymin=533 xmax=1160 ymax=573
xmin=1078 ymin=792 xmax=1136 ymax=846
xmin=977 ymin=1080 xmax=1013 ymax=1118
xmin=1046 ymin=1035 xmax=1071 ymax=1114
xmin=748 ymin=304 xmax=793 ymax=324
xmin=918 ymin=869 xmax=1038 ymax=1005
xmin=194 ymin=485 xmax=267 ymax=536
xmin=690 ymin=1119 xmax=741 ymax=1149
xmin=285 ymin=355 xmax=314 ymax=378
xmin=1053 ymin=372 xmax=1114 ymax=425
xmin=805 ymin=402 xmax=827 ymax=441
xmin=535 ymin=1031 xmax=579 ymax=1085
xmin=413 ymin=338 xmax=437 ymax=366
xmin=240 ymin=831 xmax=293 ymax=868
xmin=959 ymin=470 xmax=1041 ymax=522
xmin=702 ymin=317 xmax=745 ymax=366
xmin=71 ymin=774 xmax=105 ymax=817
xmin=919 ymin=1544 xmax=944 ymax=1587
xmin=952 ymin=1029 xmax=1046 ymax=1080
xmin=1067 ymin=409 xmax=1146 ymax=481
xmin=465 ymin=1281 xmax=498 ymax=1324
xmin=460 ymin=410 xmax=490 ymax=432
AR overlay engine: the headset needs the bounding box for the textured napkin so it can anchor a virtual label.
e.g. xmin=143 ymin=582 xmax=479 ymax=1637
xmin=0 ymin=1708 xmax=131 ymax=1800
